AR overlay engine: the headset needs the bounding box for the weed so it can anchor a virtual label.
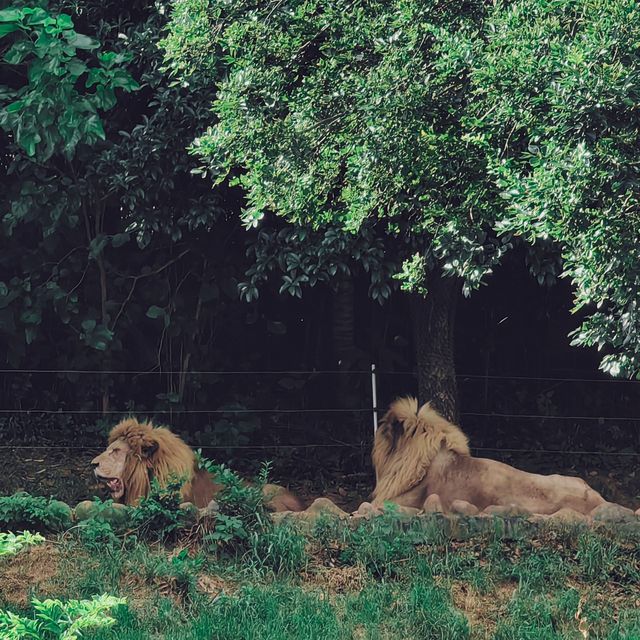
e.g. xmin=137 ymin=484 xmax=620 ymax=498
xmin=340 ymin=511 xmax=417 ymax=578
xmin=246 ymin=520 xmax=308 ymax=576
xmin=0 ymin=531 xmax=45 ymax=557
xmin=0 ymin=594 xmax=125 ymax=640
xmin=0 ymin=493 xmax=72 ymax=533
xmin=128 ymin=478 xmax=191 ymax=541
xmin=405 ymin=581 xmax=471 ymax=639
xmin=198 ymin=456 xmax=272 ymax=552
xmin=576 ymin=531 xmax=619 ymax=581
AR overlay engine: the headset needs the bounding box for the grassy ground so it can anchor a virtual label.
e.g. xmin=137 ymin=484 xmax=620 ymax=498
xmin=1 ymin=512 xmax=639 ymax=640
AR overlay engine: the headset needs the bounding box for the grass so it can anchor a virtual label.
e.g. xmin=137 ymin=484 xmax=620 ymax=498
xmin=1 ymin=479 xmax=639 ymax=639
xmin=1 ymin=515 xmax=639 ymax=640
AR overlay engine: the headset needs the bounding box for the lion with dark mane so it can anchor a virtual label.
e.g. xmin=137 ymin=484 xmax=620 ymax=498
xmin=372 ymin=397 xmax=607 ymax=516
xmin=91 ymin=418 xmax=303 ymax=512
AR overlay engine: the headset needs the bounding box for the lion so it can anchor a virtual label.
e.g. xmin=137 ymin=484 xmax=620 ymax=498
xmin=91 ymin=418 xmax=304 ymax=512
xmin=372 ymin=397 xmax=606 ymax=516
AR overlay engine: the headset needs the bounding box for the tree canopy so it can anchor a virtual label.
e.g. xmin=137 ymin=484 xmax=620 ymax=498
xmin=164 ymin=0 xmax=640 ymax=381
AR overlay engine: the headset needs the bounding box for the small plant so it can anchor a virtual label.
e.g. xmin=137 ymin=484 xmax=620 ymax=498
xmin=138 ymin=547 xmax=204 ymax=601
xmin=129 ymin=478 xmax=192 ymax=540
xmin=197 ymin=454 xmax=272 ymax=552
xmin=0 ymin=594 xmax=125 ymax=640
xmin=246 ymin=520 xmax=308 ymax=576
xmin=340 ymin=511 xmax=417 ymax=578
xmin=0 ymin=493 xmax=72 ymax=533
xmin=576 ymin=532 xmax=619 ymax=581
xmin=0 ymin=531 xmax=45 ymax=556
xmin=76 ymin=518 xmax=119 ymax=550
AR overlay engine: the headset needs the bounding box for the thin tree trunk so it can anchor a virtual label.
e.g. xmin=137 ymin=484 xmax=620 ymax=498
xmin=410 ymin=272 xmax=460 ymax=423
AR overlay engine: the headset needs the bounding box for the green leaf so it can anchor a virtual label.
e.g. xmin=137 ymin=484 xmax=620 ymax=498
xmin=81 ymin=319 xmax=96 ymax=332
xmin=56 ymin=13 xmax=74 ymax=30
xmin=0 ymin=23 xmax=19 ymax=38
xmin=89 ymin=235 xmax=109 ymax=258
xmin=65 ymin=32 xmax=98 ymax=50
xmin=146 ymin=305 xmax=166 ymax=319
xmin=84 ymin=114 xmax=106 ymax=140
xmin=5 ymin=99 xmax=24 ymax=113
xmin=0 ymin=9 xmax=22 ymax=22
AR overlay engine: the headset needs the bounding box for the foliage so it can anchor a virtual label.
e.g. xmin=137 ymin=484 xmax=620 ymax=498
xmin=339 ymin=510 xmax=418 ymax=578
xmin=137 ymin=546 xmax=203 ymax=600
xmin=197 ymin=454 xmax=272 ymax=551
xmin=0 ymin=530 xmax=44 ymax=556
xmin=0 ymin=2 xmax=137 ymax=160
xmin=168 ymin=0 xmax=506 ymax=295
xmin=0 ymin=594 xmax=125 ymax=640
xmin=0 ymin=0 xmax=237 ymax=414
xmin=245 ymin=519 xmax=308 ymax=576
xmin=164 ymin=0 xmax=640 ymax=379
xmin=0 ymin=493 xmax=72 ymax=532
xmin=474 ymin=0 xmax=640 ymax=378
xmin=2 ymin=515 xmax=640 ymax=638
xmin=128 ymin=478 xmax=192 ymax=540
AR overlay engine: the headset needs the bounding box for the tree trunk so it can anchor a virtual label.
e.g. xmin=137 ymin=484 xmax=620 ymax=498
xmin=410 ymin=272 xmax=460 ymax=423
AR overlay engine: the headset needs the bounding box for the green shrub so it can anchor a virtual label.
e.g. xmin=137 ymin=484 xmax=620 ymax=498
xmin=198 ymin=455 xmax=272 ymax=552
xmin=0 ymin=594 xmax=125 ymax=640
xmin=0 ymin=493 xmax=72 ymax=533
xmin=0 ymin=531 xmax=45 ymax=557
xmin=128 ymin=478 xmax=192 ymax=541
xmin=138 ymin=547 xmax=204 ymax=601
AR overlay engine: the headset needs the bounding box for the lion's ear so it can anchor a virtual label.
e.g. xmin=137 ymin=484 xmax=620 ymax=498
xmin=141 ymin=439 xmax=159 ymax=459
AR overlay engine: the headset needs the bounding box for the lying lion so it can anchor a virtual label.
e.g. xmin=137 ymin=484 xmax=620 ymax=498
xmin=91 ymin=418 xmax=303 ymax=512
xmin=372 ymin=397 xmax=607 ymax=516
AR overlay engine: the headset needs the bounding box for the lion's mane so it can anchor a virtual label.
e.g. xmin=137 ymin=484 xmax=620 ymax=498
xmin=372 ymin=397 xmax=470 ymax=502
xmin=109 ymin=418 xmax=200 ymax=506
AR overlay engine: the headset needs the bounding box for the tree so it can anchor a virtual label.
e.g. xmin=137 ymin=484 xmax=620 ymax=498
xmin=163 ymin=0 xmax=509 ymax=420
xmin=474 ymin=0 xmax=640 ymax=380
xmin=0 ymin=1 xmax=240 ymax=414
xmin=164 ymin=0 xmax=640 ymax=424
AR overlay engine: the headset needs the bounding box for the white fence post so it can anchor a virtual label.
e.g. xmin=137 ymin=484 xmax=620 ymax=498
xmin=371 ymin=363 xmax=378 ymax=434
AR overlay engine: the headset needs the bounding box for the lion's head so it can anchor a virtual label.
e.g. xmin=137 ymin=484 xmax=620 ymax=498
xmin=91 ymin=418 xmax=198 ymax=505
xmin=372 ymin=397 xmax=470 ymax=503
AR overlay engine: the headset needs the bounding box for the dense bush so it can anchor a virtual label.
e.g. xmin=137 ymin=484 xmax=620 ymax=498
xmin=0 ymin=493 xmax=72 ymax=532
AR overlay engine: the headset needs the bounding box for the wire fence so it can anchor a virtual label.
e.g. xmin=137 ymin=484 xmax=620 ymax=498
xmin=1 ymin=367 xmax=639 ymax=458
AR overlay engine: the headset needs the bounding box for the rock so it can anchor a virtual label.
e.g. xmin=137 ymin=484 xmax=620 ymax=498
xmin=591 ymin=502 xmax=637 ymax=525
xmin=450 ymin=500 xmax=479 ymax=517
xmin=422 ymin=494 xmax=444 ymax=513
xmin=48 ymin=500 xmax=72 ymax=529
xmin=355 ymin=502 xmax=383 ymax=519
xmin=74 ymin=500 xmax=100 ymax=522
xmin=481 ymin=504 xmax=531 ymax=518
xmin=271 ymin=511 xmax=296 ymax=525
xmin=546 ymin=508 xmax=588 ymax=525
xmin=528 ymin=514 xmax=550 ymax=526
xmin=198 ymin=499 xmax=219 ymax=521
xmin=301 ymin=498 xmax=349 ymax=522
xmin=100 ymin=503 xmax=129 ymax=526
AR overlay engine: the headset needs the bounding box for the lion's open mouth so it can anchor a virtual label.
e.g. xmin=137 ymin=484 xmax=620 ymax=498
xmin=95 ymin=473 xmax=124 ymax=499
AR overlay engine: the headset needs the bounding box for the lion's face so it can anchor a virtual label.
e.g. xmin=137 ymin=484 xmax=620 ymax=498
xmin=91 ymin=438 xmax=133 ymax=500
